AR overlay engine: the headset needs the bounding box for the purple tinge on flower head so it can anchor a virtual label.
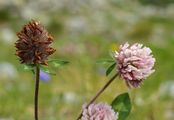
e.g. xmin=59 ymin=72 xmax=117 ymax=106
xmin=81 ymin=103 xmax=118 ymax=120
xmin=40 ymin=70 xmax=50 ymax=82
xmin=114 ymin=43 xmax=155 ymax=88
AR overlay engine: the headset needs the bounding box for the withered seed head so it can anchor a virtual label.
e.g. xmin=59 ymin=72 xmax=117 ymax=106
xmin=15 ymin=20 xmax=56 ymax=65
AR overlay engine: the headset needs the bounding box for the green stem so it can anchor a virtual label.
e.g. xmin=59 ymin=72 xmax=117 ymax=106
xmin=35 ymin=65 xmax=40 ymax=120
xmin=76 ymin=73 xmax=119 ymax=120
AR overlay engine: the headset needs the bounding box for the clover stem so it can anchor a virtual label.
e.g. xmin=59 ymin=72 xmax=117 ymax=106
xmin=35 ymin=65 xmax=40 ymax=120
xmin=76 ymin=72 xmax=119 ymax=120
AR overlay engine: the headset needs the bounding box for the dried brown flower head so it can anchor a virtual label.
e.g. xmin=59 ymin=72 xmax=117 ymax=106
xmin=15 ymin=20 xmax=56 ymax=65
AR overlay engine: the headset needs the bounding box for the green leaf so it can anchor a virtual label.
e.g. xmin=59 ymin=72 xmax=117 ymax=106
xmin=23 ymin=64 xmax=35 ymax=71
xmin=111 ymin=93 xmax=132 ymax=120
xmin=106 ymin=63 xmax=116 ymax=76
xmin=37 ymin=59 xmax=69 ymax=76
xmin=40 ymin=65 xmax=56 ymax=75
xmin=48 ymin=59 xmax=69 ymax=68
xmin=22 ymin=64 xmax=35 ymax=74
xmin=96 ymin=59 xmax=115 ymax=65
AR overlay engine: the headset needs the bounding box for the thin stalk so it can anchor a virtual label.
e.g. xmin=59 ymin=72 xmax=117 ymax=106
xmin=35 ymin=65 xmax=40 ymax=120
xmin=76 ymin=72 xmax=119 ymax=120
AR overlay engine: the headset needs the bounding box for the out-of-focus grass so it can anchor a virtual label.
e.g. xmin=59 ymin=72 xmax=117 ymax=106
xmin=0 ymin=0 xmax=174 ymax=120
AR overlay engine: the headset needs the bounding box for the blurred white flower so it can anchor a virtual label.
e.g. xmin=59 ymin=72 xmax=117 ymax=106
xmin=21 ymin=6 xmax=37 ymax=19
xmin=63 ymin=92 xmax=77 ymax=103
xmin=1 ymin=28 xmax=15 ymax=44
xmin=0 ymin=118 xmax=14 ymax=120
xmin=159 ymin=80 xmax=174 ymax=98
xmin=66 ymin=17 xmax=88 ymax=33
xmin=0 ymin=0 xmax=14 ymax=7
xmin=135 ymin=96 xmax=144 ymax=106
xmin=0 ymin=62 xmax=18 ymax=80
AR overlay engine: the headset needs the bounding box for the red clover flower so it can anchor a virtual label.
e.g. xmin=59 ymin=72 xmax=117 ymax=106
xmin=114 ymin=43 xmax=155 ymax=88
xmin=81 ymin=103 xmax=118 ymax=120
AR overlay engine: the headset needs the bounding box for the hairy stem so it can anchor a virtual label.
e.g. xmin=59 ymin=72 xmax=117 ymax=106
xmin=35 ymin=65 xmax=40 ymax=120
xmin=76 ymin=73 xmax=119 ymax=120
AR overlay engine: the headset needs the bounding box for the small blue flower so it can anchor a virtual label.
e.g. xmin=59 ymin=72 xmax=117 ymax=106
xmin=40 ymin=70 xmax=50 ymax=82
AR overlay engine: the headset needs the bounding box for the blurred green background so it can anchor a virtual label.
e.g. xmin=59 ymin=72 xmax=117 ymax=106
xmin=0 ymin=0 xmax=174 ymax=120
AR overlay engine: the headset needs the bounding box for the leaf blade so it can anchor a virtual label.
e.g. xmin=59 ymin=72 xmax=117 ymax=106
xmin=48 ymin=59 xmax=69 ymax=68
xmin=96 ymin=59 xmax=115 ymax=65
xmin=111 ymin=93 xmax=132 ymax=120
xmin=106 ymin=63 xmax=116 ymax=76
xmin=39 ymin=65 xmax=56 ymax=75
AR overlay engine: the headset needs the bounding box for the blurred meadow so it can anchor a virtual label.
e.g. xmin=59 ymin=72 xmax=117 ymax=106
xmin=0 ymin=0 xmax=174 ymax=120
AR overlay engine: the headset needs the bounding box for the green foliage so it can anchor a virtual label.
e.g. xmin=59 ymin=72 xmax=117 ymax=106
xmin=40 ymin=59 xmax=69 ymax=75
xmin=111 ymin=93 xmax=132 ymax=120
xmin=22 ymin=59 xmax=69 ymax=75
xmin=23 ymin=64 xmax=35 ymax=71
xmin=0 ymin=9 xmax=12 ymax=22
xmin=22 ymin=64 xmax=35 ymax=73
xmin=39 ymin=65 xmax=56 ymax=75
xmin=127 ymin=20 xmax=153 ymax=40
xmin=48 ymin=59 xmax=69 ymax=68
xmin=138 ymin=0 xmax=174 ymax=7
xmin=106 ymin=63 xmax=116 ymax=76
xmin=96 ymin=59 xmax=116 ymax=76
xmin=96 ymin=59 xmax=115 ymax=65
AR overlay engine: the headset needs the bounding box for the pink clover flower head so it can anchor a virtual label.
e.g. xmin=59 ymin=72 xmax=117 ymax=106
xmin=114 ymin=43 xmax=155 ymax=88
xmin=81 ymin=103 xmax=118 ymax=120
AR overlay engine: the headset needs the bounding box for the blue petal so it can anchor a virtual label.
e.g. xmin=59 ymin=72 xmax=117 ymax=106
xmin=40 ymin=70 xmax=50 ymax=82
